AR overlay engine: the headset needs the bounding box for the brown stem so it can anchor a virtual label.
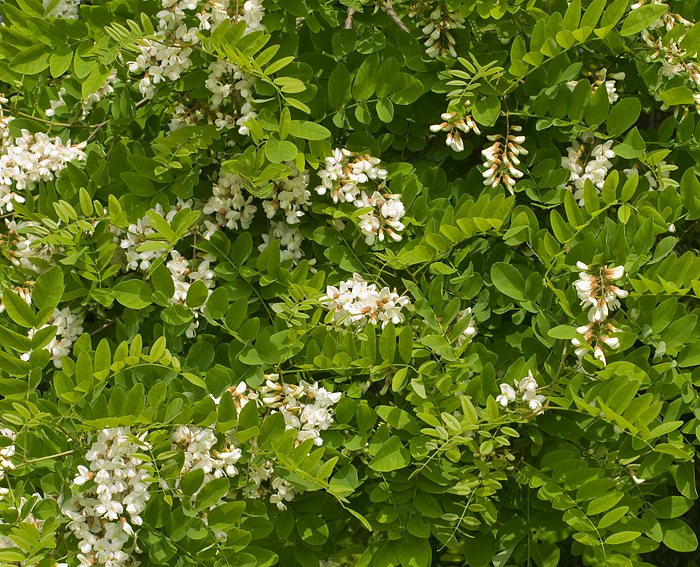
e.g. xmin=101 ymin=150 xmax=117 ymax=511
xmin=383 ymin=0 xmax=409 ymax=32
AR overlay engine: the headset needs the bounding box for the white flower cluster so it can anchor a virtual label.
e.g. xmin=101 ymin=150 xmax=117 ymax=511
xmin=258 ymin=220 xmax=305 ymax=263
xmin=571 ymin=262 xmax=628 ymax=365
xmin=261 ymin=166 xmax=311 ymax=225
xmin=44 ymin=0 xmax=81 ymax=19
xmin=321 ymin=273 xmax=411 ymax=328
xmin=166 ymin=250 xmax=216 ymax=337
xmin=355 ymin=191 xmax=405 ymax=245
xmin=632 ymin=1 xmax=700 ymax=91
xmin=316 ymin=148 xmax=388 ymax=205
xmin=203 ymin=58 xmax=258 ymax=135
xmin=62 ymin=428 xmax=151 ymax=567
xmin=25 ymin=307 xmax=85 ymax=367
xmin=258 ymin=374 xmax=342 ymax=447
xmin=247 ymin=460 xmax=296 ymax=511
xmin=416 ymin=6 xmax=465 ymax=58
xmin=0 ymin=129 xmax=87 ymax=213
xmin=171 ymin=426 xmax=241 ymax=482
xmin=573 ymin=262 xmax=628 ymax=323
xmin=3 ymin=219 xmax=57 ymax=272
xmin=127 ymin=0 xmax=201 ymax=99
xmin=0 ymin=428 xmax=16 ymax=499
xmin=201 ymin=171 xmax=257 ymax=240
xmin=481 ymin=125 xmax=528 ymax=193
xmin=496 ymin=371 xmax=546 ymax=415
xmin=316 ymin=149 xmax=406 ymax=245
xmin=430 ymin=111 xmax=481 ymax=152
xmin=561 ymin=134 xmax=615 ymax=205
xmin=568 ymin=69 xmax=626 ymax=104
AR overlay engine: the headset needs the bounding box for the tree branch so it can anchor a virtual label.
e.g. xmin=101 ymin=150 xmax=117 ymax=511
xmin=383 ymin=0 xmax=409 ymax=33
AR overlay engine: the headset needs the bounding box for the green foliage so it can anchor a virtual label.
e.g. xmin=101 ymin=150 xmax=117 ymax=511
xmin=0 ymin=0 xmax=699 ymax=566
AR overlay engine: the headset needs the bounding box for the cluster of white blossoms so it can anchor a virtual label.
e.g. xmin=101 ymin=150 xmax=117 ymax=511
xmin=632 ymin=1 xmax=700 ymax=91
xmin=430 ymin=111 xmax=480 ymax=152
xmin=171 ymin=426 xmax=241 ymax=482
xmin=571 ymin=262 xmax=628 ymax=365
xmin=128 ymin=0 xmax=264 ymax=132
xmin=4 ymin=219 xmax=56 ymax=273
xmin=258 ymin=220 xmax=305 ymax=263
xmin=43 ymin=0 xmax=81 ymax=19
xmin=62 ymin=428 xmax=152 ymax=567
xmin=316 ymin=149 xmax=405 ymax=245
xmin=258 ymin=374 xmax=342 ymax=447
xmin=201 ymin=171 xmax=257 ymax=239
xmin=166 ymin=250 xmax=216 ymax=337
xmin=413 ymin=6 xmax=465 ymax=58
xmin=24 ymin=307 xmax=85 ymax=367
xmin=247 ymin=460 xmax=296 ymax=511
xmin=261 ymin=166 xmax=311 ymax=225
xmin=481 ymin=125 xmax=528 ymax=193
xmin=0 ymin=428 xmax=16 ymax=499
xmin=560 ymin=133 xmax=615 ymax=205
xmin=355 ymin=191 xmax=405 ymax=245
xmin=316 ymin=148 xmax=388 ymax=205
xmin=0 ymin=129 xmax=87 ymax=213
xmin=574 ymin=262 xmax=628 ymax=323
xmin=496 ymin=371 xmax=546 ymax=415
xmin=321 ymin=273 xmax=411 ymax=328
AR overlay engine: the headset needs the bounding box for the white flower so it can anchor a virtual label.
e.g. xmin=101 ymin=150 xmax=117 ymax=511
xmin=573 ymin=264 xmax=628 ymax=322
xmin=496 ymin=384 xmax=516 ymax=407
xmin=321 ymin=274 xmax=411 ymax=328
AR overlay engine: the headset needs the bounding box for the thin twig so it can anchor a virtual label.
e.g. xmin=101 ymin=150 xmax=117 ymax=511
xmin=344 ymin=7 xmax=356 ymax=29
xmin=90 ymin=319 xmax=116 ymax=337
xmin=383 ymin=0 xmax=409 ymax=32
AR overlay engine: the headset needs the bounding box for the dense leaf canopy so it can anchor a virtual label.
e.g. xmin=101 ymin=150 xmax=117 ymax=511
xmin=0 ymin=0 xmax=698 ymax=566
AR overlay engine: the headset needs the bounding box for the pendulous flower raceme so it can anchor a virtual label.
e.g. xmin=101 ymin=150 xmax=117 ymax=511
xmin=321 ymin=273 xmax=411 ymax=328
xmin=573 ymin=262 xmax=628 ymax=323
xmin=572 ymin=321 xmax=623 ymax=366
xmin=481 ymin=125 xmax=528 ymax=193
xmin=430 ymin=111 xmax=481 ymax=153
xmin=62 ymin=428 xmax=152 ymax=567
xmin=316 ymin=148 xmax=388 ymax=205
xmin=560 ymin=133 xmax=615 ymax=205
xmin=171 ymin=426 xmax=242 ymax=482
xmin=496 ymin=371 xmax=546 ymax=415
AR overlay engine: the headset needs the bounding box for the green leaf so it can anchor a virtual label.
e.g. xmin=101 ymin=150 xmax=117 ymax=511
xmin=490 ymin=263 xmax=527 ymax=301
xmin=659 ymin=87 xmax=695 ymax=106
xmin=584 ymin=81 xmax=609 ymax=126
xmin=680 ymin=23 xmax=700 ymax=54
xmin=195 ymin=477 xmax=230 ymax=511
xmin=186 ymin=280 xmax=210 ymax=308
xmin=289 ymin=121 xmax=331 ymax=141
xmin=265 ymin=138 xmax=298 ymax=163
xmin=368 ymin=436 xmax=411 ymax=472
xmin=379 ymin=323 xmax=396 ymax=363
xmin=376 ymin=97 xmax=394 ymax=123
xmin=605 ymin=531 xmax=641 ymax=545
xmin=113 ymin=280 xmax=152 ymax=309
xmin=397 ymin=535 xmax=432 ymax=567
xmin=352 ymin=52 xmax=379 ymax=101
xmin=473 ymin=96 xmax=501 ymax=127
xmin=2 ymin=289 xmax=35 ymax=328
xmin=620 ymin=4 xmax=667 ymax=36
xmin=662 ymin=519 xmax=698 ymax=552
xmin=328 ymin=63 xmax=352 ymax=109
xmin=33 ymin=267 xmax=64 ymax=311
xmin=11 ymin=44 xmax=50 ymax=74
xmin=653 ymin=496 xmax=693 ymax=519
xmin=607 ymin=98 xmax=641 ymax=137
